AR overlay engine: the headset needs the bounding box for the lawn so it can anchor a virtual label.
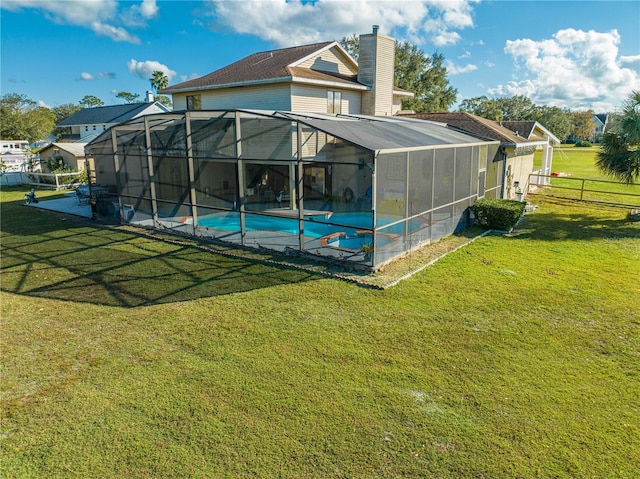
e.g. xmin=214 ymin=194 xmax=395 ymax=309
xmin=1 ymin=157 xmax=639 ymax=477
xmin=532 ymin=145 xmax=640 ymax=205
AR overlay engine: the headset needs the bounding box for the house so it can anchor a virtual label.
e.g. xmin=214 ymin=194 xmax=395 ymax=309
xmin=400 ymin=112 xmax=555 ymax=199
xmin=38 ymin=142 xmax=91 ymax=173
xmin=500 ymin=120 xmax=560 ymax=185
xmin=1 ymin=139 xmax=31 ymax=171
xmin=161 ymin=26 xmax=413 ymax=116
xmin=86 ymin=109 xmax=499 ymax=270
xmin=56 ymin=98 xmax=170 ymax=142
xmin=592 ymin=114 xmax=608 ymax=142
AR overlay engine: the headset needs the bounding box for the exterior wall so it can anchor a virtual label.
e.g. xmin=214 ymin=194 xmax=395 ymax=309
xmin=358 ymin=32 xmax=395 ymax=116
xmin=79 ymin=123 xmax=108 ymax=139
xmin=296 ymin=46 xmax=358 ymax=75
xmin=391 ymin=95 xmax=404 ymax=115
xmin=1 ymin=140 xmax=29 ymax=154
xmin=173 ymin=84 xmax=292 ymax=111
xmin=504 ymin=150 xmax=534 ymax=199
xmin=291 ymin=85 xmax=361 ymax=114
xmin=40 ymin=148 xmax=86 ymax=172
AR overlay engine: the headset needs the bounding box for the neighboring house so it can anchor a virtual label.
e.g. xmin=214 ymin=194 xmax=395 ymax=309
xmin=500 ymin=120 xmax=560 ymax=185
xmin=592 ymin=114 xmax=608 ymax=142
xmin=161 ymin=26 xmax=413 ymax=116
xmin=1 ymin=139 xmax=31 ymax=172
xmin=38 ymin=142 xmax=91 ymax=172
xmin=56 ymin=100 xmax=170 ymax=142
xmin=401 ymin=112 xmax=551 ymax=199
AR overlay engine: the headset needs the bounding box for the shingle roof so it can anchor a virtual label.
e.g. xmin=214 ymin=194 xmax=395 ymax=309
xmin=57 ymin=103 xmax=166 ymax=127
xmin=401 ymin=112 xmax=541 ymax=145
xmin=162 ymin=41 xmax=350 ymax=93
xmin=500 ymin=121 xmax=537 ymax=139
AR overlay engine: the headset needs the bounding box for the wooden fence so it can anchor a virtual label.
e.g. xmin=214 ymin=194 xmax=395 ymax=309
xmin=527 ymin=173 xmax=640 ymax=207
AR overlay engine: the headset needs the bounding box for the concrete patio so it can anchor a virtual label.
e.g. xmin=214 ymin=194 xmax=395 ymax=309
xmin=25 ymin=192 xmax=92 ymax=218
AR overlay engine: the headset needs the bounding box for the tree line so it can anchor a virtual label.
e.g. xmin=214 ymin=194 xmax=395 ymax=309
xmin=0 ymin=71 xmax=171 ymax=144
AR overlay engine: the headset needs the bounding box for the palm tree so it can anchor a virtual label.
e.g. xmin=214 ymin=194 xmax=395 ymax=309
xmin=596 ymin=90 xmax=640 ymax=184
xmin=149 ymin=71 xmax=169 ymax=95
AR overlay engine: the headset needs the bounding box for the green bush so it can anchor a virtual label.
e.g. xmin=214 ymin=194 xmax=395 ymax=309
xmin=471 ymin=198 xmax=525 ymax=231
xmin=575 ymin=140 xmax=593 ymax=147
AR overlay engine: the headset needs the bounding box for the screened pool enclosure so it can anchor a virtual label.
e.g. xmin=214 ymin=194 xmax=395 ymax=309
xmin=88 ymin=110 xmax=501 ymax=269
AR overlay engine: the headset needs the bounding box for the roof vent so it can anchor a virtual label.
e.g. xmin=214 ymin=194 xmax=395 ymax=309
xmin=372 ymin=25 xmax=379 ymax=34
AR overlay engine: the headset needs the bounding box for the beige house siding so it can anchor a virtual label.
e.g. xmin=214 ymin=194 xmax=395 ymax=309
xmin=39 ymin=146 xmax=87 ymax=172
xmin=290 ymin=85 xmax=361 ymax=114
xmin=296 ymin=46 xmax=358 ymax=75
xmin=174 ymin=84 xmax=293 ymax=111
xmin=505 ymin=151 xmax=534 ymax=199
xmin=391 ymin=95 xmax=404 ymax=115
xmin=358 ymin=33 xmax=395 ymax=116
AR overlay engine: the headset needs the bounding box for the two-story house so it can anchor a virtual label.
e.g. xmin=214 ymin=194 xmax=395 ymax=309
xmin=161 ymin=26 xmax=413 ymax=116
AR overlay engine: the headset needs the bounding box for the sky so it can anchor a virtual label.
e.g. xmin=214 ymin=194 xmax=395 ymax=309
xmin=1 ymin=0 xmax=639 ymax=113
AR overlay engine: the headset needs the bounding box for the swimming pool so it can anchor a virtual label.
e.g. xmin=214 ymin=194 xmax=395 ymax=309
xmin=194 ymin=211 xmax=374 ymax=239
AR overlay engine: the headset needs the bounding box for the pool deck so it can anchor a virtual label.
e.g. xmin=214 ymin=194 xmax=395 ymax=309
xmin=25 ymin=192 xmax=92 ymax=218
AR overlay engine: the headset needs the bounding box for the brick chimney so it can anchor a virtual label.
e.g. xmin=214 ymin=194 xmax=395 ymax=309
xmin=357 ymin=25 xmax=395 ymax=116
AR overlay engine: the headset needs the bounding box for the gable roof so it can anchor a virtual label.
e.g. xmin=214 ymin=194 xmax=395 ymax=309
xmin=501 ymin=120 xmax=560 ymax=145
xmin=162 ymin=40 xmax=412 ymax=97
xmin=57 ymin=102 xmax=169 ymax=127
xmin=163 ymin=41 xmax=350 ymax=93
xmin=38 ymin=142 xmax=87 ymax=157
xmin=402 ymin=112 xmax=543 ymax=146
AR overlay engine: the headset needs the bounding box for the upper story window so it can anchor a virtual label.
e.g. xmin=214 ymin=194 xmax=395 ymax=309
xmin=327 ymin=91 xmax=342 ymax=114
xmin=186 ymin=95 xmax=202 ymax=110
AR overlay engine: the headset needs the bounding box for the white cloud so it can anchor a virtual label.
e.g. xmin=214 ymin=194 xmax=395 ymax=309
xmin=92 ymin=21 xmax=140 ymax=43
xmin=122 ymin=0 xmax=158 ymax=27
xmin=458 ymin=50 xmax=471 ymax=59
xmin=99 ymin=72 xmax=117 ymax=79
xmin=1 ymin=0 xmax=153 ymax=43
xmin=446 ymin=61 xmax=477 ymax=75
xmin=180 ymin=73 xmax=201 ymax=82
xmin=491 ymin=28 xmax=640 ymax=111
xmin=203 ymin=0 xmax=475 ymax=47
xmin=620 ymin=55 xmax=640 ymax=64
xmin=127 ymin=59 xmax=177 ymax=81
xmin=80 ymin=72 xmax=95 ymax=80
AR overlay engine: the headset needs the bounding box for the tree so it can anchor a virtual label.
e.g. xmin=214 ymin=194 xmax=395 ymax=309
xmin=572 ymin=111 xmax=596 ymax=140
xmin=531 ymin=105 xmax=573 ymax=142
xmin=51 ymin=103 xmax=82 ymax=124
xmin=149 ymin=71 xmax=169 ymax=94
xmin=79 ymin=95 xmax=104 ymax=108
xmin=0 ymin=93 xmax=56 ymax=143
xmin=459 ymin=95 xmax=535 ymax=122
xmin=115 ymin=91 xmax=141 ymax=104
xmin=459 ymin=96 xmax=504 ymax=122
xmin=596 ymin=90 xmax=640 ymax=184
xmin=339 ymin=36 xmax=457 ymax=112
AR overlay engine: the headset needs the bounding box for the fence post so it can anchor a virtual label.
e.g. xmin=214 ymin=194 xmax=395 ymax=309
xmin=580 ymin=178 xmax=585 ymax=201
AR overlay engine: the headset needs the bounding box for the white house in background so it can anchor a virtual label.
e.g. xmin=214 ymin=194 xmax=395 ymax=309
xmin=1 ymin=140 xmax=31 ymax=171
xmin=161 ymin=26 xmax=413 ymax=116
xmin=56 ymin=97 xmax=170 ymax=142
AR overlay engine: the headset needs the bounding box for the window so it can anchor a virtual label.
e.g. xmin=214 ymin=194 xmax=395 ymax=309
xmin=186 ymin=95 xmax=202 ymax=110
xmin=327 ymin=91 xmax=342 ymax=114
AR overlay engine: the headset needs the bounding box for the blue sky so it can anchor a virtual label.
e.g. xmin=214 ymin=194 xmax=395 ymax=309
xmin=2 ymin=0 xmax=639 ymax=113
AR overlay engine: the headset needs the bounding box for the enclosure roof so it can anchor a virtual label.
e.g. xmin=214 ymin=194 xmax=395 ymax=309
xmin=276 ymin=111 xmax=496 ymax=152
xmin=87 ymin=109 xmax=499 ymax=155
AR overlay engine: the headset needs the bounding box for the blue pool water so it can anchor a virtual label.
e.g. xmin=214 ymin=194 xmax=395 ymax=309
xmin=196 ymin=211 xmax=374 ymax=239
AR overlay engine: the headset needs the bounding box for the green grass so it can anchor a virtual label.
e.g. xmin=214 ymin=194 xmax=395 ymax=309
xmin=1 ymin=181 xmax=639 ymax=478
xmin=532 ymin=145 xmax=640 ymax=206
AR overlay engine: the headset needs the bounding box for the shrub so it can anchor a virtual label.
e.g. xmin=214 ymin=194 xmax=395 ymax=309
xmin=575 ymin=140 xmax=593 ymax=147
xmin=471 ymin=198 xmax=525 ymax=231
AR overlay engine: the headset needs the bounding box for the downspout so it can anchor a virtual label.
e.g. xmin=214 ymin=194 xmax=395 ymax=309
xmin=500 ymin=146 xmax=508 ymax=199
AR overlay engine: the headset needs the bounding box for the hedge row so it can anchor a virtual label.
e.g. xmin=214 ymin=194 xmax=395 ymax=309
xmin=471 ymin=198 xmax=525 ymax=231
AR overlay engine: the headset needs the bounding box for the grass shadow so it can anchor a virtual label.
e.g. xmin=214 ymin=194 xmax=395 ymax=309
xmin=1 ymin=189 xmax=323 ymax=307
